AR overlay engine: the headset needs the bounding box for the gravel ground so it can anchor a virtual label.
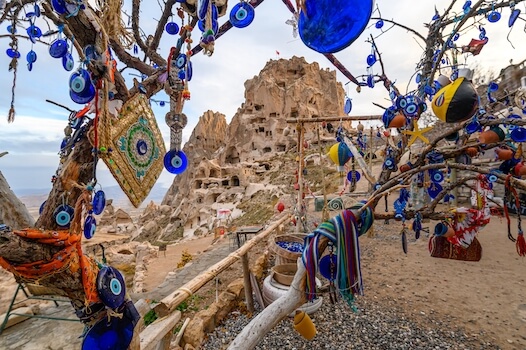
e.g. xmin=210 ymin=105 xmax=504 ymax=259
xmin=202 ymin=296 xmax=501 ymax=350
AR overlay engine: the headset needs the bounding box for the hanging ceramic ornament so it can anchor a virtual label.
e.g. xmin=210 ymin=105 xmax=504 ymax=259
xmin=328 ymin=142 xmax=352 ymax=172
xmin=432 ymin=68 xmax=479 ymax=123
xmin=230 ymin=1 xmax=255 ymax=28
xmin=92 ymin=190 xmax=106 ymax=215
xmin=298 ymin=0 xmax=374 ymax=53
xmin=97 ymin=265 xmax=126 ymax=309
xmin=164 ymin=149 xmax=188 ymax=174
xmin=54 ymin=204 xmax=75 ymax=227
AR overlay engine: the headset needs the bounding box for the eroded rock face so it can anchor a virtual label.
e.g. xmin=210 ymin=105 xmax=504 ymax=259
xmin=0 ymin=171 xmax=34 ymax=229
xmin=142 ymin=57 xmax=344 ymax=243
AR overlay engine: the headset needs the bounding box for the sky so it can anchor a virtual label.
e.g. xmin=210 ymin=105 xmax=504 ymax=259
xmin=1 ymin=0 xmax=526 ymax=198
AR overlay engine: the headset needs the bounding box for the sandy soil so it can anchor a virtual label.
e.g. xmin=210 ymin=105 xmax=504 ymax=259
xmin=360 ymin=215 xmax=526 ymax=349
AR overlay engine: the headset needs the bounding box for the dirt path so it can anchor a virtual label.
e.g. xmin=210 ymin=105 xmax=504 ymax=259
xmin=142 ymin=234 xmax=218 ymax=292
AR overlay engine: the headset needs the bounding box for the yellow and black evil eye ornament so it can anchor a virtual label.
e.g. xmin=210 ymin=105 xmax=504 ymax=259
xmin=432 ymin=69 xmax=479 ymax=123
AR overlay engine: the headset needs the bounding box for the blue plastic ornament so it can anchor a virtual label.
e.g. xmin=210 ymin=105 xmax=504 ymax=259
xmin=92 ymin=190 xmax=106 ymax=215
xmin=164 ymin=149 xmax=188 ymax=174
xmin=165 ymin=22 xmax=180 ymax=35
xmin=298 ymin=0 xmax=373 ymax=53
xmin=230 ymin=2 xmax=255 ymax=28
xmin=375 ymin=20 xmax=384 ymax=29
xmin=26 ymin=25 xmax=42 ymax=39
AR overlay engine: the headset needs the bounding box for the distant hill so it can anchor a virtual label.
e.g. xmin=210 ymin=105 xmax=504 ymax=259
xmin=16 ymin=184 xmax=168 ymax=210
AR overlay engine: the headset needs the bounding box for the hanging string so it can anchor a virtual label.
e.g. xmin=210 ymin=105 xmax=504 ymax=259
xmin=7 ymin=17 xmax=18 ymax=123
xmin=504 ymin=175 xmax=526 ymax=256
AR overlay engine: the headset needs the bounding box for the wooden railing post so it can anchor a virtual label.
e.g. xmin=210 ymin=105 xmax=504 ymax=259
xmin=241 ymin=253 xmax=254 ymax=313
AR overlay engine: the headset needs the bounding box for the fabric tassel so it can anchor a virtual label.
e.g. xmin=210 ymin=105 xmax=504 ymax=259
xmin=517 ymin=232 xmax=526 ymax=256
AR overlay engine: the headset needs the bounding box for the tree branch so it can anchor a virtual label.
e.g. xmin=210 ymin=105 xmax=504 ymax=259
xmin=370 ymin=17 xmax=426 ymax=42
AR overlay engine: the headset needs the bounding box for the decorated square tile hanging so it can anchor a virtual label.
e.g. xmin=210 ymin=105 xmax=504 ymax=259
xmin=102 ymin=94 xmax=166 ymax=207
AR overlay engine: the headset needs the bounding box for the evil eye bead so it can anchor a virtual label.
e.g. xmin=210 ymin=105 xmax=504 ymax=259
xmin=54 ymin=205 xmax=74 ymax=227
xmin=92 ymin=190 xmax=106 ymax=215
xmin=367 ymin=74 xmax=375 ymax=88
xmin=26 ymin=25 xmax=42 ymax=39
xmin=49 ymin=39 xmax=68 ymax=58
xmin=487 ymin=174 xmax=498 ymax=183
xmin=178 ymin=69 xmax=186 ymax=80
xmin=430 ymin=171 xmax=444 ymax=183
xmin=6 ymin=48 xmax=20 ymax=58
xmin=164 ymin=149 xmax=188 ymax=174
xmin=39 ymin=201 xmax=47 ymax=215
xmin=96 ymin=266 xmax=126 ymax=309
xmin=404 ymin=102 xmax=418 ymax=117
xmin=84 ymin=215 xmax=97 ymax=239
xmin=26 ymin=50 xmax=37 ymax=64
xmin=62 ymin=53 xmax=74 ymax=71
xmin=488 ymin=11 xmax=501 ymax=23
xmin=344 ymin=98 xmax=352 ymax=114
xmin=70 ymin=73 xmax=86 ymax=93
xmin=319 ymin=254 xmax=337 ymax=281
xmin=175 ymin=54 xmax=187 ymax=69
xmin=375 ymin=20 xmax=384 ymax=29
xmin=230 ymin=2 xmax=255 ymax=28
xmin=165 ymin=22 xmax=179 ymax=35
xmin=346 ymin=170 xmax=361 ymax=183
xmin=366 ymin=54 xmax=376 ymax=66
xmin=186 ymin=61 xmax=193 ymax=81
xmin=197 ymin=0 xmax=210 ymax=20
xmin=396 ymin=95 xmax=408 ymax=109
xmin=51 ymin=0 xmax=67 ymax=14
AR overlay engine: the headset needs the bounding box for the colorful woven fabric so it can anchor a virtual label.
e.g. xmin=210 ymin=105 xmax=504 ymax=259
xmin=302 ymin=210 xmax=363 ymax=304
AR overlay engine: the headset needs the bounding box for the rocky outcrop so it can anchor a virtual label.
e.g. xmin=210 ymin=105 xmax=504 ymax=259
xmin=138 ymin=57 xmax=345 ymax=243
xmin=0 ymin=170 xmax=34 ymax=229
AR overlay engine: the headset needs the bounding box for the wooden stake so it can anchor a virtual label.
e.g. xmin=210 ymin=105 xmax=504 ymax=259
xmin=241 ymin=253 xmax=254 ymax=313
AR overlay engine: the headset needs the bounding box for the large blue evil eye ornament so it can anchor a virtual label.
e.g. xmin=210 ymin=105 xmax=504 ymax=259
xmin=84 ymin=215 xmax=97 ymax=239
xmin=69 ymin=69 xmax=96 ymax=104
xmin=97 ymin=266 xmax=126 ymax=309
xmin=175 ymin=54 xmax=187 ymax=69
xmin=54 ymin=204 xmax=74 ymax=227
xmin=298 ymin=0 xmax=373 ymax=53
xmin=92 ymin=190 xmax=106 ymax=215
xmin=49 ymin=39 xmax=68 ymax=58
xmin=164 ymin=149 xmax=188 ymax=174
xmin=230 ymin=2 xmax=255 ymax=28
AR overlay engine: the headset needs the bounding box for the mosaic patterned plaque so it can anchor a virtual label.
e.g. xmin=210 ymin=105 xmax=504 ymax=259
xmin=101 ymin=94 xmax=165 ymax=207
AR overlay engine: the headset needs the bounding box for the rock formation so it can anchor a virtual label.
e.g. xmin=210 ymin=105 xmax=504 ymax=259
xmin=137 ymin=56 xmax=346 ymax=243
xmin=0 ymin=169 xmax=34 ymax=230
